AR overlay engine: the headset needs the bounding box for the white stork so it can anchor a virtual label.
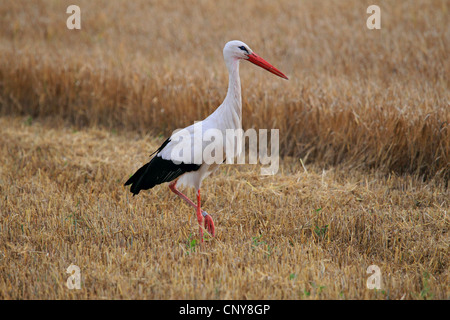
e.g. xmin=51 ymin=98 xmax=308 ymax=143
xmin=125 ymin=40 xmax=288 ymax=241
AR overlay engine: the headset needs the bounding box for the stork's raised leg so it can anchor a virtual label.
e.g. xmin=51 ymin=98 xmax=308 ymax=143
xmin=169 ymin=181 xmax=215 ymax=239
xmin=196 ymin=190 xmax=204 ymax=241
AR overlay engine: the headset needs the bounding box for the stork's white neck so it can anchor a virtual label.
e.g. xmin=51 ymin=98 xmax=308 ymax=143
xmin=221 ymin=57 xmax=242 ymax=127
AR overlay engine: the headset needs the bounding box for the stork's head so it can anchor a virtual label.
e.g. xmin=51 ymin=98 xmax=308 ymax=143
xmin=223 ymin=40 xmax=288 ymax=80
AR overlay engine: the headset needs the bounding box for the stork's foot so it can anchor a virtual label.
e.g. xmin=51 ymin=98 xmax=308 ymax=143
xmin=202 ymin=211 xmax=215 ymax=237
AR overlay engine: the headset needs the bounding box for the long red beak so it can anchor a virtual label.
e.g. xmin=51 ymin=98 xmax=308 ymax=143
xmin=247 ymin=52 xmax=288 ymax=80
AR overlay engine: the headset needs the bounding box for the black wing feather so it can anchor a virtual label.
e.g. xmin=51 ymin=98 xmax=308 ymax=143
xmin=124 ymin=138 xmax=200 ymax=195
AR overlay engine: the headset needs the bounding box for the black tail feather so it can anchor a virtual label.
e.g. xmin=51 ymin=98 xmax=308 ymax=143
xmin=124 ymin=162 xmax=151 ymax=195
xmin=124 ymin=138 xmax=201 ymax=196
xmin=124 ymin=156 xmax=200 ymax=196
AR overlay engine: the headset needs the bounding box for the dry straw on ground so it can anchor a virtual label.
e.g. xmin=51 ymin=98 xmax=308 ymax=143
xmin=0 ymin=117 xmax=448 ymax=299
xmin=0 ymin=0 xmax=448 ymax=299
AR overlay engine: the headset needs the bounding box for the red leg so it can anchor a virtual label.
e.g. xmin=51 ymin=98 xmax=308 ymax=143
xmin=196 ymin=189 xmax=204 ymax=242
xmin=169 ymin=180 xmax=215 ymax=239
xmin=169 ymin=180 xmax=196 ymax=208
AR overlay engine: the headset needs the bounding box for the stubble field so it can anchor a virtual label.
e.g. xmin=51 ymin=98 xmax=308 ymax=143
xmin=0 ymin=0 xmax=448 ymax=299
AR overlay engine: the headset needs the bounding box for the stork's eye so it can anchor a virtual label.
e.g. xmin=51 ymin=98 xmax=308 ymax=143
xmin=238 ymin=46 xmax=249 ymax=53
